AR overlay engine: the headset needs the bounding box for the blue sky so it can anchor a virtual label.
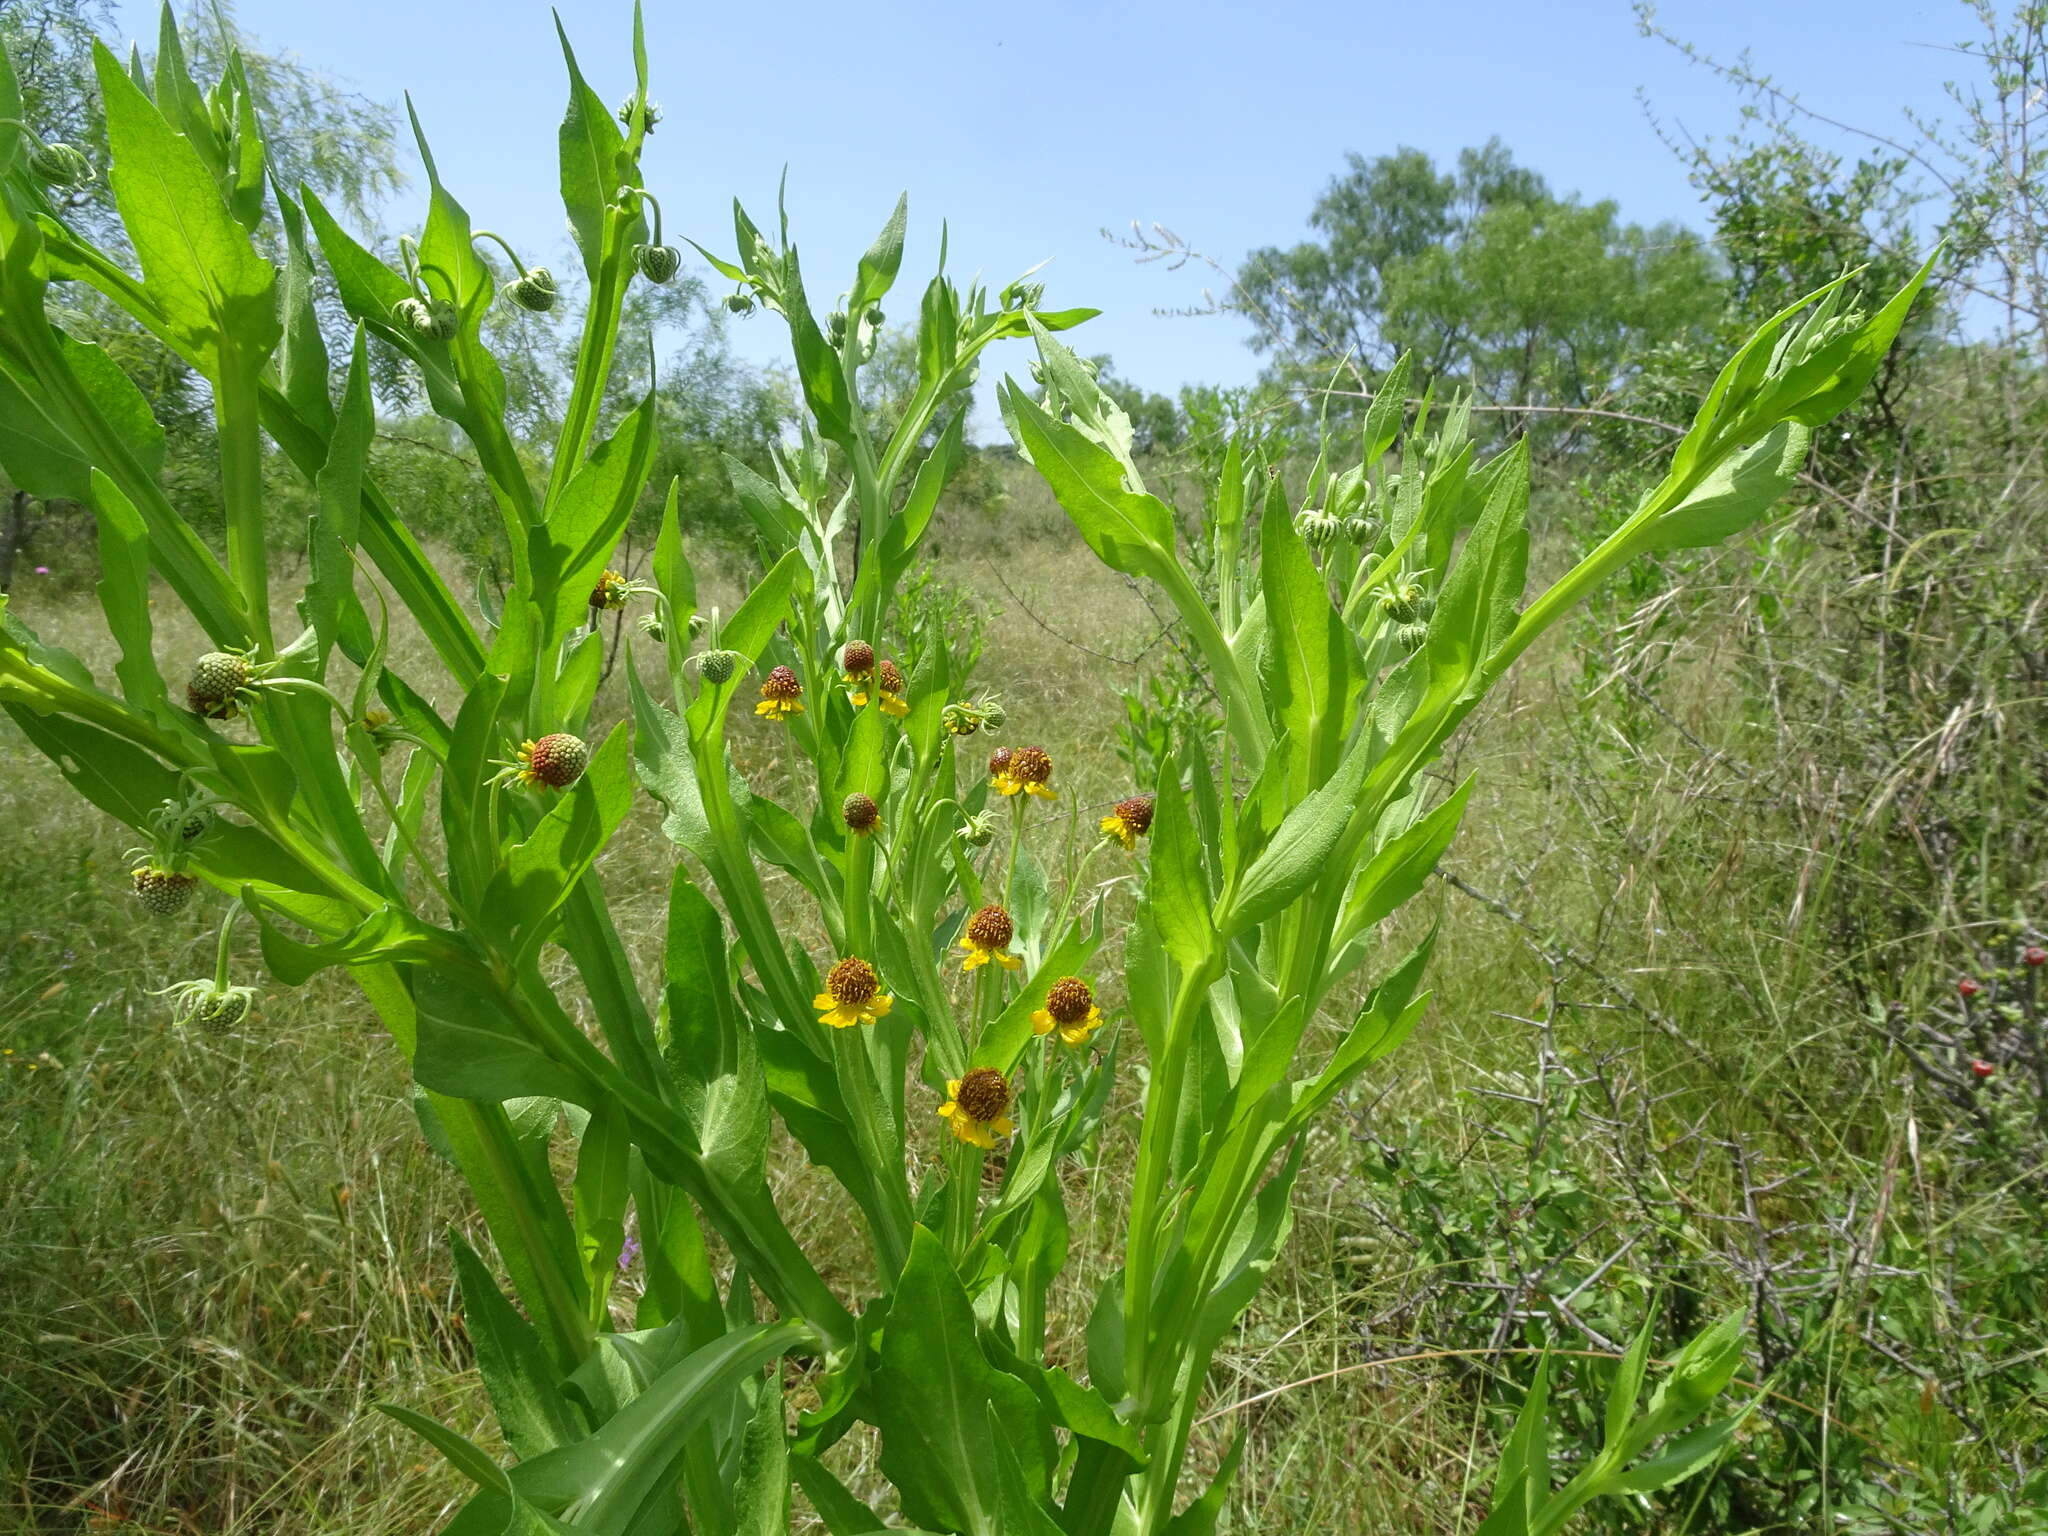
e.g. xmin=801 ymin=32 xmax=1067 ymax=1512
xmin=116 ymin=0 xmax=1965 ymax=403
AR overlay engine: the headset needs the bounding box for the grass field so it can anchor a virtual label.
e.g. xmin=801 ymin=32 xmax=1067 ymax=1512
xmin=2 ymin=462 xmax=2043 ymax=1535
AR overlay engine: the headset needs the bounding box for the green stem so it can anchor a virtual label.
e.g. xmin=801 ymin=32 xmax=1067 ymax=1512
xmin=215 ymin=350 xmax=271 ymax=649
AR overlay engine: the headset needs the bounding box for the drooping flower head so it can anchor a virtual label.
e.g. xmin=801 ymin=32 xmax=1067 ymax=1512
xmin=1099 ymin=795 xmax=1155 ymax=852
xmin=590 ymin=569 xmax=632 ymax=611
xmin=992 ymin=744 xmax=1055 ymax=800
xmin=756 ymin=665 xmax=805 ymax=721
xmin=815 ymin=956 xmax=893 ymax=1029
xmin=960 ymin=904 xmax=1021 ymax=971
xmin=853 ymin=657 xmax=910 ymax=718
xmin=938 ymin=1067 xmax=1015 ymax=1149
xmin=842 ymin=792 xmax=880 ymax=837
xmin=132 ymin=865 xmax=200 ymax=917
xmin=1032 ymin=977 xmax=1104 ymax=1048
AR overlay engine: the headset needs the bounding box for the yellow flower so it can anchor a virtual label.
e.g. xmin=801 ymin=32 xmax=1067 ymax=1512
xmin=1098 ymin=794 xmax=1155 ymax=852
xmin=938 ymin=1068 xmax=1015 ymax=1149
xmin=1032 ymin=976 xmax=1104 ymax=1048
xmin=814 ymin=956 xmax=892 ymax=1029
xmin=959 ymin=904 xmax=1021 ymax=971
xmin=990 ymin=743 xmax=1055 ymax=799
xmin=756 ymin=664 xmax=805 ymax=721
xmin=851 ymin=657 xmax=910 ymax=718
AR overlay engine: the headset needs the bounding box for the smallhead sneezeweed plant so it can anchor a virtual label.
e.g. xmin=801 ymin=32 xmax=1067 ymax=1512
xmin=0 ymin=9 xmax=1928 ymax=1533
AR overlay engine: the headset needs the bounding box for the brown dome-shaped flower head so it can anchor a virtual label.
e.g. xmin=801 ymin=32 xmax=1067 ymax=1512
xmin=815 ymin=956 xmax=892 ymax=1029
xmin=1099 ymin=794 xmax=1155 ymax=851
xmin=755 ymin=664 xmax=805 ymax=722
xmin=851 ymin=653 xmax=909 ymax=717
xmin=987 ymin=745 xmax=1013 ymax=779
xmin=939 ymin=1067 xmax=1015 ymax=1149
xmin=993 ymin=744 xmax=1055 ymax=800
xmin=841 ymin=792 xmax=880 ymax=836
xmin=960 ymin=903 xmax=1020 ymax=972
xmin=1034 ymin=976 xmax=1104 ymax=1048
xmin=516 ymin=733 xmax=589 ymax=790
xmin=840 ymin=639 xmax=876 ymax=680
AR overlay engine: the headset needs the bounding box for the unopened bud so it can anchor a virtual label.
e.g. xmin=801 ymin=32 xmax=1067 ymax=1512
xmin=634 ymin=244 xmax=682 ymax=284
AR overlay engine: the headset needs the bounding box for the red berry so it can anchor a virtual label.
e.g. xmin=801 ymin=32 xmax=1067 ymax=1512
xmin=2024 ymin=946 xmax=2046 ymax=968
xmin=1971 ymin=1059 xmax=1995 ymax=1080
xmin=1958 ymin=977 xmax=1983 ymax=999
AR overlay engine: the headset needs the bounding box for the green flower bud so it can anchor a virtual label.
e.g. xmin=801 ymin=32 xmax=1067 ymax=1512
xmin=618 ymin=97 xmax=662 ymax=133
xmin=636 ymin=612 xmax=666 ymax=644
xmin=1395 ymin=620 xmax=1430 ymax=651
xmin=634 ymin=243 xmax=682 ymax=284
xmin=1342 ymin=514 xmax=1380 ymax=544
xmin=507 ymin=267 xmax=558 ymax=313
xmin=393 ymin=296 xmax=459 ymax=341
xmin=28 ymin=141 xmax=92 ymax=187
xmin=725 ymin=291 xmax=755 ymax=314
xmin=695 ymin=649 xmax=740 ymax=684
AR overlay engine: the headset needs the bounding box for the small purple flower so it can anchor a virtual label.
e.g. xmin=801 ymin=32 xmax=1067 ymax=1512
xmin=617 ymin=1232 xmax=641 ymax=1272
xmin=33 ymin=566 xmax=50 ymax=575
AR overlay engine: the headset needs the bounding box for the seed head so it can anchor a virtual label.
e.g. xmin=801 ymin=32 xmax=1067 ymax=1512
xmin=842 ymin=792 xmax=880 ymax=835
xmin=826 ymin=956 xmax=879 ymax=1006
xmin=879 ymin=659 xmax=906 ymax=695
xmin=954 ymin=1067 xmax=1011 ymax=1124
xmin=1009 ymin=745 xmax=1052 ymax=786
xmin=1045 ymin=977 xmax=1095 ymax=1025
xmin=635 ymin=243 xmax=683 ymax=284
xmin=522 ymin=733 xmax=590 ymax=789
xmin=967 ymin=904 xmax=1014 ymax=951
xmin=841 ymin=639 xmax=876 ymax=678
xmin=1958 ymin=976 xmax=1984 ymax=1000
xmin=187 ymin=651 xmax=251 ymax=720
xmin=132 ymin=865 xmax=199 ymax=916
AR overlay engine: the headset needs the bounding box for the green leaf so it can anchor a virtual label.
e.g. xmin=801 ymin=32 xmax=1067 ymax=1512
xmin=999 ymin=381 xmax=1177 ymax=582
xmin=572 ymin=1106 xmax=631 ymax=1312
xmin=531 ymin=390 xmax=659 ymax=645
xmin=555 ymin=16 xmax=632 ymax=284
xmin=1606 ymin=1415 xmax=1743 ymax=1495
xmin=733 ymin=1383 xmax=791 ymax=1536
xmin=1339 ymin=776 xmax=1474 ymax=937
xmin=1258 ymin=475 xmax=1354 ymax=791
xmin=1605 ymin=1314 xmax=1656 ymax=1452
xmin=1223 ymin=736 xmax=1371 ymax=938
xmin=870 ymin=1228 xmax=1055 ymax=1536
xmin=1147 ymin=761 xmax=1216 ymax=972
xmin=510 ymin=1320 xmax=809 ymax=1523
xmin=412 ymin=968 xmax=591 ymax=1107
xmin=449 ymin=1231 xmax=583 ymax=1459
xmin=1642 ymin=420 xmax=1810 ymax=552
xmin=664 ymin=872 xmax=770 ymax=1188
xmin=1361 ymin=350 xmax=1412 ymax=465
xmin=92 ymin=43 xmax=279 ymax=369
xmin=1475 ymin=1355 xmax=1553 ymax=1536
xmin=851 ymin=193 xmax=908 ymax=313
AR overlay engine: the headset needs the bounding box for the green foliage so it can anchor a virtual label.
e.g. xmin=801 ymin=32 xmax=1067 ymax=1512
xmin=0 ymin=8 xmax=1928 ymax=1536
